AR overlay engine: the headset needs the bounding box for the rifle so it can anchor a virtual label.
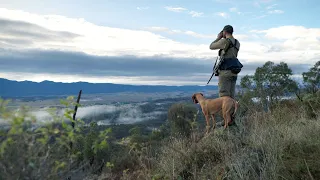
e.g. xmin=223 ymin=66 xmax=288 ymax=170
xmin=207 ymin=56 xmax=224 ymax=84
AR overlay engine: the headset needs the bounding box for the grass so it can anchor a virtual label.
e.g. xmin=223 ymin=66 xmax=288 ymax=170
xmin=111 ymin=98 xmax=320 ymax=180
xmin=1 ymin=95 xmax=320 ymax=180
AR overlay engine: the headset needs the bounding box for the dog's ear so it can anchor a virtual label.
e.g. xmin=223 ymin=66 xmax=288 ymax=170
xmin=200 ymin=93 xmax=204 ymax=97
xmin=192 ymin=94 xmax=198 ymax=104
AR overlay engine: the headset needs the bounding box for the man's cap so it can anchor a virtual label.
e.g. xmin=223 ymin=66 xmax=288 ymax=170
xmin=222 ymin=25 xmax=233 ymax=33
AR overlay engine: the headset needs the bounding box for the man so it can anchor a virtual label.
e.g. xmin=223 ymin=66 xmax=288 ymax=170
xmin=209 ymin=25 xmax=242 ymax=99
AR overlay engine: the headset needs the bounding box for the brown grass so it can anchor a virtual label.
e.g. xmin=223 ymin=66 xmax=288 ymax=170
xmin=1 ymin=97 xmax=320 ymax=180
xmin=115 ymin=99 xmax=320 ymax=180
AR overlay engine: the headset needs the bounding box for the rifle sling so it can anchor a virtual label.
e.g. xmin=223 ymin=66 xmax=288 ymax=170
xmin=218 ymin=38 xmax=242 ymax=72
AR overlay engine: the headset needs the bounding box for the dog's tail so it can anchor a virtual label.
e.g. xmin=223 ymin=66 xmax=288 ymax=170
xmin=232 ymin=100 xmax=239 ymax=117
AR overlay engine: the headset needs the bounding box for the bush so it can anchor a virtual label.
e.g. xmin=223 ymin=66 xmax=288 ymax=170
xmin=0 ymin=97 xmax=113 ymax=179
xmin=301 ymin=91 xmax=320 ymax=119
xmin=167 ymin=103 xmax=198 ymax=138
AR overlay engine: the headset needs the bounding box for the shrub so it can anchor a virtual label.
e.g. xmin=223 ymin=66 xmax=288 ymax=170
xmin=0 ymin=96 xmax=113 ymax=179
xmin=167 ymin=103 xmax=198 ymax=138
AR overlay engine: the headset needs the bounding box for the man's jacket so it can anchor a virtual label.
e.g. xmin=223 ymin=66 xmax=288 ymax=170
xmin=209 ymin=37 xmax=243 ymax=72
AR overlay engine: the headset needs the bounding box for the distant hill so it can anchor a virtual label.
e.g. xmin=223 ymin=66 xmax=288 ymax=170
xmin=0 ymin=78 xmax=218 ymax=97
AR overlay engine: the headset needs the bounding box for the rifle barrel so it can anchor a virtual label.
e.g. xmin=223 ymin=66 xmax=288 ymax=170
xmin=207 ymin=73 xmax=214 ymax=84
xmin=207 ymin=56 xmax=219 ymax=85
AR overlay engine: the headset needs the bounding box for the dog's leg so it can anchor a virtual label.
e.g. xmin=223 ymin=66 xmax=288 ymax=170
xmin=224 ymin=111 xmax=232 ymax=129
xmin=202 ymin=108 xmax=211 ymax=134
xmin=205 ymin=115 xmax=211 ymax=134
xmin=223 ymin=111 xmax=229 ymax=129
xmin=230 ymin=100 xmax=238 ymax=125
xmin=223 ymin=113 xmax=227 ymax=129
xmin=211 ymin=114 xmax=216 ymax=130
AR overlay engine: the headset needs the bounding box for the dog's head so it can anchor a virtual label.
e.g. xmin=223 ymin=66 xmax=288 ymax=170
xmin=192 ymin=93 xmax=203 ymax=104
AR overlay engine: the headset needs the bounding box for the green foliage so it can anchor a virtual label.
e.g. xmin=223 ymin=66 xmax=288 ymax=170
xmin=300 ymin=91 xmax=320 ymax=119
xmin=167 ymin=103 xmax=198 ymax=137
xmin=302 ymin=60 xmax=320 ymax=94
xmin=129 ymin=126 xmax=142 ymax=136
xmin=236 ymin=90 xmax=257 ymax=116
xmin=149 ymin=123 xmax=170 ymax=142
xmin=240 ymin=61 xmax=298 ymax=110
xmin=0 ymin=96 xmax=113 ymax=179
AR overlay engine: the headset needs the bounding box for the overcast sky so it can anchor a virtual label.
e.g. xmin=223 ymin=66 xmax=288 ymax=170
xmin=0 ymin=0 xmax=319 ymax=85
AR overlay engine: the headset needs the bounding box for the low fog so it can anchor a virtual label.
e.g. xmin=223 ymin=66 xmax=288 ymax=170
xmin=0 ymin=101 xmax=168 ymax=127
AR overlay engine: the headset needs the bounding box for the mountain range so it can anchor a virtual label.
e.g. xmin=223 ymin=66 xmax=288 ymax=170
xmin=0 ymin=78 xmax=218 ymax=97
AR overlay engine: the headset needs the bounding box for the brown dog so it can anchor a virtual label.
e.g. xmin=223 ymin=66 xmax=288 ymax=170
xmin=192 ymin=93 xmax=238 ymax=134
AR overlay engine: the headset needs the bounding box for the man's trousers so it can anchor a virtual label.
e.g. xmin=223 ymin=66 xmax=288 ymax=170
xmin=218 ymin=70 xmax=237 ymax=99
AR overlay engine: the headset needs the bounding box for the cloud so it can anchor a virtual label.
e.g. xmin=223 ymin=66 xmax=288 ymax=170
xmin=76 ymin=105 xmax=118 ymax=118
xmin=145 ymin=26 xmax=170 ymax=32
xmin=0 ymin=71 xmax=220 ymax=86
xmin=1 ymin=103 xmax=168 ymax=126
xmin=253 ymin=26 xmax=320 ymax=41
xmin=0 ymin=48 xmax=222 ymax=85
xmin=253 ymin=1 xmax=261 ymax=8
xmin=137 ymin=6 xmax=149 ymax=10
xmin=0 ymin=49 xmax=214 ymax=77
xmin=164 ymin=6 xmax=204 ymax=18
xmin=251 ymin=2 xmax=282 ymax=19
xmin=189 ymin=11 xmax=204 ymax=17
xmin=268 ymin=9 xmax=284 ymax=14
xmin=229 ymin=7 xmax=241 ymax=14
xmin=0 ymin=8 xmax=319 ymax=85
xmin=214 ymin=0 xmax=235 ymax=4
xmin=260 ymin=0 xmax=274 ymax=3
xmin=266 ymin=4 xmax=277 ymax=9
xmin=164 ymin=6 xmax=187 ymax=12
xmin=216 ymin=12 xmax=229 ymax=18
xmin=98 ymin=109 xmax=166 ymax=125
xmin=145 ymin=26 xmax=248 ymax=40
xmin=253 ymin=0 xmax=275 ymax=7
xmin=249 ymin=26 xmax=320 ymax=65
xmin=229 ymin=7 xmax=237 ymax=12
xmin=252 ymin=14 xmax=267 ymax=19
xmin=68 ymin=103 xmax=167 ymax=125
xmin=184 ymin=30 xmax=214 ymax=38
xmin=240 ymin=62 xmax=311 ymax=75
xmin=0 ymin=18 xmax=80 ymax=43
xmin=0 ymin=47 xmax=311 ymax=86
xmin=0 ymin=8 xmax=215 ymax=59
xmin=30 ymin=109 xmax=55 ymax=123
xmin=145 ymin=26 xmax=214 ymax=38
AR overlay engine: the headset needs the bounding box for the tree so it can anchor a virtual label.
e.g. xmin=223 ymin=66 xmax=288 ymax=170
xmin=240 ymin=61 xmax=298 ymax=110
xmin=167 ymin=103 xmax=197 ymax=137
xmin=302 ymin=61 xmax=320 ymax=94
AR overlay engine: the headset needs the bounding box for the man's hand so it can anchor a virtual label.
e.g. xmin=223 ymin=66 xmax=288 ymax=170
xmin=209 ymin=31 xmax=225 ymax=50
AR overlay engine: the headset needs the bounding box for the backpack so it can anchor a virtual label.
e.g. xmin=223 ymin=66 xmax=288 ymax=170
xmin=223 ymin=38 xmax=243 ymax=74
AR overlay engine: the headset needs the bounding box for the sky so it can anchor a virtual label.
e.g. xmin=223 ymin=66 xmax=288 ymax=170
xmin=0 ymin=0 xmax=319 ymax=85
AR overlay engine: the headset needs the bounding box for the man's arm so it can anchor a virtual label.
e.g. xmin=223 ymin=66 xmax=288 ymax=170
xmin=209 ymin=38 xmax=226 ymax=50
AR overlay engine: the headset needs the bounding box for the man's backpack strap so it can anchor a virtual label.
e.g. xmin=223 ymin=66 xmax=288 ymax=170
xmin=225 ymin=38 xmax=239 ymax=51
xmin=220 ymin=38 xmax=242 ymax=74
